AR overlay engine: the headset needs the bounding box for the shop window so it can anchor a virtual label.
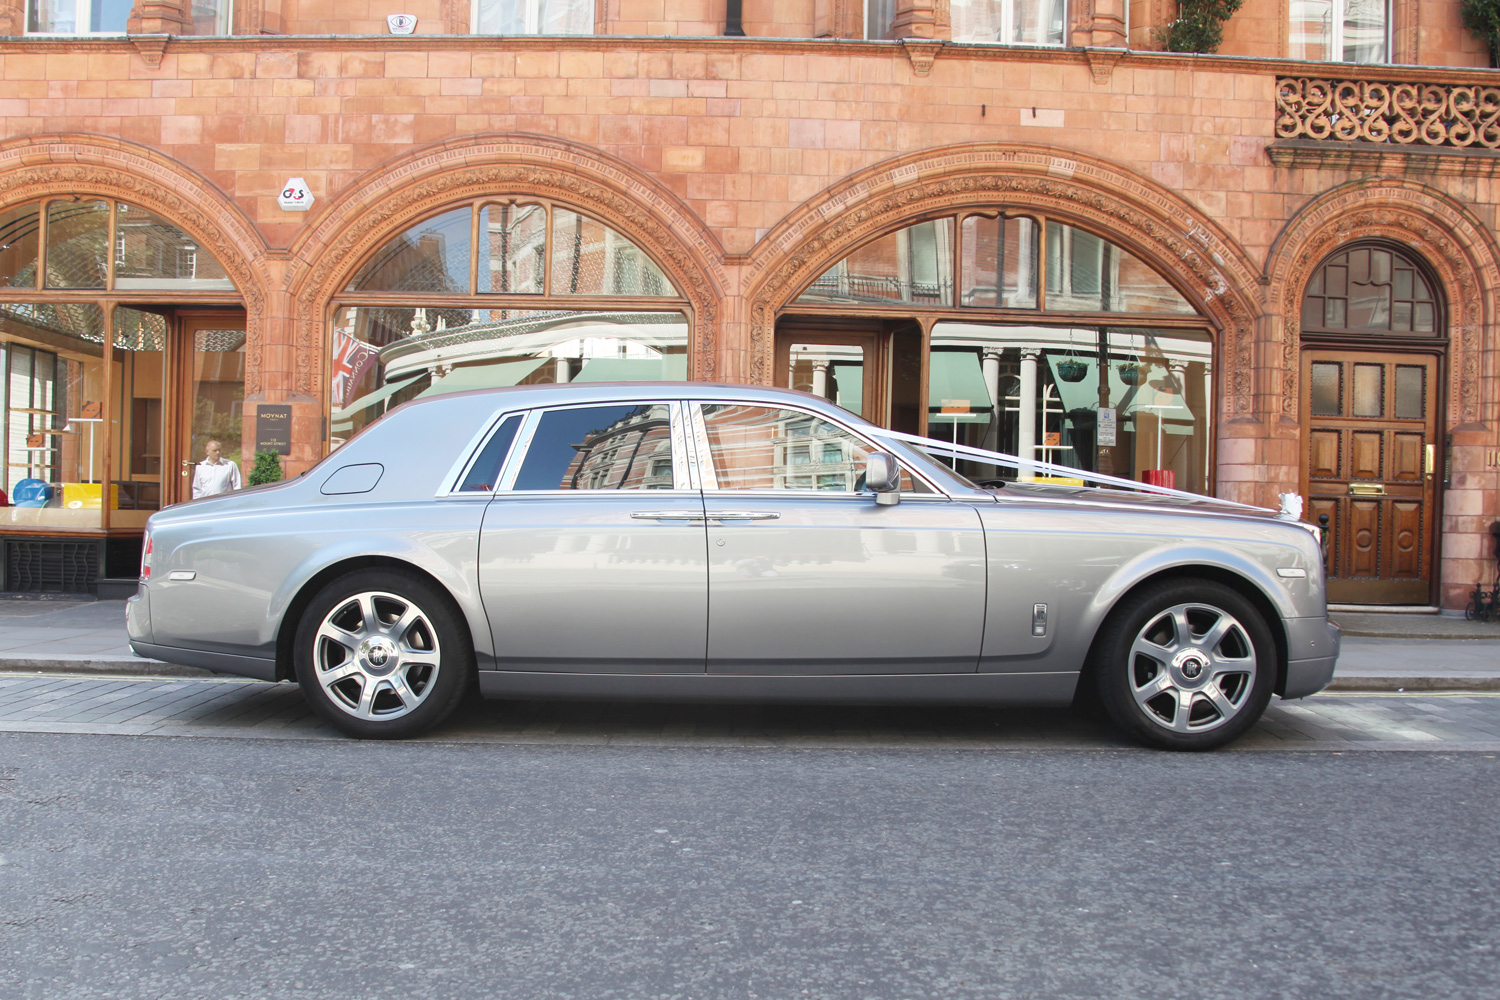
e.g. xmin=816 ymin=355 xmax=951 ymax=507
xmin=473 ymin=0 xmax=593 ymax=34
xmin=1044 ymin=221 xmax=1194 ymax=314
xmin=26 ymin=0 xmax=131 ymax=33
xmin=512 ymin=404 xmax=674 ymax=490
xmin=47 ymin=200 xmax=110 ymax=289
xmin=345 ymin=207 xmax=473 ymax=294
xmin=797 ymin=220 xmax=954 ymax=308
xmin=1289 ymin=0 xmax=1388 ymax=63
xmin=332 ymin=199 xmax=689 ymax=448
xmin=925 ymin=323 xmax=1213 ymax=494
xmin=113 ymin=203 xmax=235 ymax=291
xmin=961 ymin=215 xmax=1038 ymax=308
xmin=0 ymin=204 xmax=41 ymax=288
xmin=2 ymin=304 xmax=107 ymax=527
xmin=479 ymin=203 xmax=546 ymax=294
xmin=1301 ymin=246 xmax=1437 ymax=334
xmin=551 ymin=209 xmax=671 ymax=297
xmin=950 ymin=0 xmax=1067 ymax=45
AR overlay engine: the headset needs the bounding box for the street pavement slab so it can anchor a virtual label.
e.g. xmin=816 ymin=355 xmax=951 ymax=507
xmin=0 ymin=673 xmax=1498 ymax=750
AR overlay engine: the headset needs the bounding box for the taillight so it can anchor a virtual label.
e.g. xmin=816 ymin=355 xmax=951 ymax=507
xmin=140 ymin=532 xmax=152 ymax=581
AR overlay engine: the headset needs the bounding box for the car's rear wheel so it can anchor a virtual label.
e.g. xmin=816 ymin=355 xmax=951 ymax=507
xmin=1092 ymin=579 xmax=1275 ymax=751
xmin=294 ymin=568 xmax=473 ymax=739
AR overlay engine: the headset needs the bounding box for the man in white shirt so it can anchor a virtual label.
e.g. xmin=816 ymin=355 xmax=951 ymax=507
xmin=192 ymin=440 xmax=242 ymax=498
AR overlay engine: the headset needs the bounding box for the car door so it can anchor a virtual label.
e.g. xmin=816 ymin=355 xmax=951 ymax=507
xmin=478 ymin=400 xmax=708 ymax=673
xmin=692 ymin=401 xmax=987 ymax=675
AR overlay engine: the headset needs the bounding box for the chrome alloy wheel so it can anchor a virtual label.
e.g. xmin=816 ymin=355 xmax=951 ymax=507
xmin=1128 ymin=602 xmax=1258 ymax=735
xmin=313 ymin=591 xmax=443 ymax=721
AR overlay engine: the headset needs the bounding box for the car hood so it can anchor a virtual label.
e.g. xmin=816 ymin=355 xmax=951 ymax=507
xmin=988 ymin=481 xmax=1285 ymax=522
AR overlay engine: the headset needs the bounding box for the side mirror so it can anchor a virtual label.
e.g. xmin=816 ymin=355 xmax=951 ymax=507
xmin=865 ymin=452 xmax=902 ymax=506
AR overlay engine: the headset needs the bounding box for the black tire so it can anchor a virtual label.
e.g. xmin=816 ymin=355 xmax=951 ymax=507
xmin=293 ymin=568 xmax=474 ymax=739
xmin=1465 ymin=597 xmax=1480 ymax=622
xmin=1090 ymin=578 xmax=1276 ymax=751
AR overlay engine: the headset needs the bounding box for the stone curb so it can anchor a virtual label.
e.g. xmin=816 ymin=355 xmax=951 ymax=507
xmin=1337 ymin=630 xmax=1500 ymax=640
xmin=0 ymin=658 xmax=216 ymax=677
xmin=3 ymin=659 xmax=1499 ymax=691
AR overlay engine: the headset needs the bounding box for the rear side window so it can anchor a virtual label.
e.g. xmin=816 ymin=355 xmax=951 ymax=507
xmin=512 ymin=403 xmax=676 ymax=491
xmin=458 ymin=414 xmax=523 ymax=492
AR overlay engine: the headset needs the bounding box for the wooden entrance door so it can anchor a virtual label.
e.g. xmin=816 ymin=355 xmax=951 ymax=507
xmin=1302 ymin=350 xmax=1440 ymax=604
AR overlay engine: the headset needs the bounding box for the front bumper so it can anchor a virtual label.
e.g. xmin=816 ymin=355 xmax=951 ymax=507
xmin=1280 ymin=615 xmax=1341 ymax=699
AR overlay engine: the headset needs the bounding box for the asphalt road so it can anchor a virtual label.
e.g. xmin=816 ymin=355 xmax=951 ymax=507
xmin=2 ymin=733 xmax=1497 ymax=1000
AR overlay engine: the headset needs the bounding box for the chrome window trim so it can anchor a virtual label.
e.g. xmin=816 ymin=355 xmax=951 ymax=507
xmin=492 ymin=399 xmax=689 ymax=495
xmin=688 ymin=402 xmax=717 ymax=491
xmin=435 ymin=408 xmax=527 ymax=497
xmin=687 ymin=399 xmax=949 ymax=497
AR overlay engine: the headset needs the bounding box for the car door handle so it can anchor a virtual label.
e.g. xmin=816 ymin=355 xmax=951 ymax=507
xmin=630 ymin=511 xmax=708 ymax=520
xmin=704 ymin=511 xmax=780 ymax=520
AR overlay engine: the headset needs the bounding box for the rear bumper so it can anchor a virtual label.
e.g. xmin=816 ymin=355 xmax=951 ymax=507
xmin=1280 ymin=616 xmax=1341 ymax=699
xmin=125 ymin=584 xmax=150 ymax=644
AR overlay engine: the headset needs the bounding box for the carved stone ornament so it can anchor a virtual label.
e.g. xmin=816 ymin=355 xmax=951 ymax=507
xmin=742 ymin=143 xmax=1262 ymax=417
xmin=900 ymin=38 xmax=942 ymax=76
xmin=1085 ymin=47 xmax=1124 ymax=85
xmin=130 ymin=35 xmax=171 ymax=69
xmin=1277 ymin=78 xmax=1500 ymax=150
xmin=287 ymin=134 xmax=727 ymax=398
xmin=1266 ymin=180 xmax=1499 ymax=426
xmin=0 ymin=134 xmax=272 ymax=391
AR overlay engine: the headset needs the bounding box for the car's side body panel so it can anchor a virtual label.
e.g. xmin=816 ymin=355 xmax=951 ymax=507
xmin=704 ymin=494 xmax=987 ymax=674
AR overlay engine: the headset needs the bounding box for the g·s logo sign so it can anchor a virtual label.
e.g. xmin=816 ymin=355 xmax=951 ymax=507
xmin=277 ymin=177 xmax=315 ymax=212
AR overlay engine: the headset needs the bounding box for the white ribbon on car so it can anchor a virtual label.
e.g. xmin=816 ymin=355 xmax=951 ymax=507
xmin=871 ymin=429 xmax=1276 ymax=514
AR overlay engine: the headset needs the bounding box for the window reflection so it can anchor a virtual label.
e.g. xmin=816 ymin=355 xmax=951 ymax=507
xmin=344 ymin=207 xmax=472 ymax=294
xmin=797 ymin=220 xmax=953 ymax=307
xmin=46 ymin=200 xmax=109 ymax=289
xmin=513 ymin=404 xmax=673 ymax=490
xmin=700 ymin=404 xmax=931 ymax=493
xmin=328 ymin=306 xmax=689 ymax=445
xmin=1044 ymin=221 xmax=1194 ymax=314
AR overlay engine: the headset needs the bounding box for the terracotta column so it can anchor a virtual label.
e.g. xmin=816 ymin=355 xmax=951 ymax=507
xmin=126 ymin=0 xmax=189 ymax=34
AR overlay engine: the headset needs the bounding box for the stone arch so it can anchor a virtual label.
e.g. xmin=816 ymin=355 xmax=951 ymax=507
xmin=741 ymin=142 xmax=1264 ymax=417
xmin=1265 ymin=179 xmax=1500 ymax=428
xmin=286 ymin=133 xmax=728 ymax=398
xmin=0 ymin=133 xmax=273 ymax=390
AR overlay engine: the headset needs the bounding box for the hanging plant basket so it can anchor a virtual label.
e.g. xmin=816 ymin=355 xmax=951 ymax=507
xmin=1117 ymin=362 xmax=1146 ymax=386
xmin=1056 ymin=359 xmax=1090 ymax=383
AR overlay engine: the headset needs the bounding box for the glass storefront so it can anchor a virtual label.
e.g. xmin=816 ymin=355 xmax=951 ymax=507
xmin=926 ymin=323 xmax=1213 ymax=493
xmin=0 ymin=196 xmax=239 ymax=531
xmin=330 ymin=200 xmax=689 ymax=448
xmin=785 ymin=211 xmax=1215 ymax=494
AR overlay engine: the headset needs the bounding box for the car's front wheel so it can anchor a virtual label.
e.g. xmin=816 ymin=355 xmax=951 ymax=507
xmin=1091 ymin=579 xmax=1275 ymax=751
xmin=294 ymin=568 xmax=473 ymax=739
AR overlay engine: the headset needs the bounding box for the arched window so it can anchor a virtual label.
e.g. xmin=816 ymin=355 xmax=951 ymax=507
xmin=784 ymin=211 xmax=1212 ymax=494
xmin=1301 ymin=245 xmax=1439 ymax=336
xmin=0 ymin=197 xmax=240 ymax=534
xmin=330 ymin=200 xmax=688 ymax=446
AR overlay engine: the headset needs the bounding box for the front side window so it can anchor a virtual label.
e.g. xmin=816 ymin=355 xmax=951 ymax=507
xmin=474 ymin=0 xmax=593 ymax=34
xmin=1290 ymin=0 xmax=1388 ymax=62
xmin=698 ymin=404 xmax=931 ymax=493
xmin=512 ymin=404 xmax=675 ymax=491
xmin=950 ymin=0 xmax=1066 ymax=45
xmin=27 ymin=0 xmax=131 ymax=32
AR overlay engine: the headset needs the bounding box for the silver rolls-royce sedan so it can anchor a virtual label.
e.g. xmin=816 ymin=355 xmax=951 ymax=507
xmin=127 ymin=382 xmax=1339 ymax=750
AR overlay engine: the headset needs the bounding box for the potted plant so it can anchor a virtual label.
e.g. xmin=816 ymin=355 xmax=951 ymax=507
xmin=247 ymin=451 xmax=284 ymax=487
xmin=1117 ymin=362 xmax=1146 ymax=386
xmin=1056 ymin=358 xmax=1090 ymax=383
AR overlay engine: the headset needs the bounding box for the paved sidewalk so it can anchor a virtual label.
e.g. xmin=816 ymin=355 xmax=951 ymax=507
xmin=3 ymin=596 xmax=1499 ymax=690
xmin=0 ymin=673 xmax=1498 ymax=750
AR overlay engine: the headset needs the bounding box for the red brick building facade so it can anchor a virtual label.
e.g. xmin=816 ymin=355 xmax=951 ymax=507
xmin=1 ymin=0 xmax=1497 ymax=608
